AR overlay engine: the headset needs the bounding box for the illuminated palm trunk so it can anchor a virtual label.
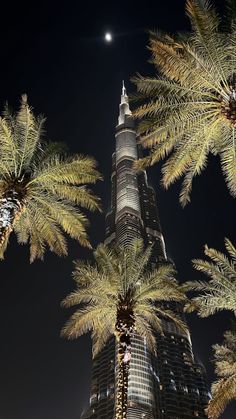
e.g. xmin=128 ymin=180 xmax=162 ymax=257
xmin=0 ymin=191 xmax=25 ymax=247
xmin=115 ymin=301 xmax=135 ymax=419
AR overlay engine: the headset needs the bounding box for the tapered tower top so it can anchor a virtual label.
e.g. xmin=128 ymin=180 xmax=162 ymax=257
xmin=118 ymin=81 xmax=132 ymax=125
xmin=122 ymin=80 xmax=126 ymax=96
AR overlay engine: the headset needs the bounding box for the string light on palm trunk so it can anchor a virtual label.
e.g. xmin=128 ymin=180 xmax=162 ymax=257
xmin=115 ymin=303 xmax=135 ymax=419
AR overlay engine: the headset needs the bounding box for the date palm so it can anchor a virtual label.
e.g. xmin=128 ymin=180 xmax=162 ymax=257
xmin=184 ymin=238 xmax=236 ymax=316
xmin=133 ymin=0 xmax=236 ymax=205
xmin=183 ymin=240 xmax=236 ymax=416
xmin=206 ymin=329 xmax=236 ymax=419
xmin=61 ymin=240 xmax=187 ymax=419
xmin=0 ymin=95 xmax=101 ymax=261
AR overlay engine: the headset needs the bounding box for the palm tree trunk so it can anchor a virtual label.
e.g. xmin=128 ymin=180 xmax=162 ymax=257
xmin=0 ymin=192 xmax=24 ymax=248
xmin=115 ymin=342 xmax=130 ymax=419
xmin=115 ymin=304 xmax=135 ymax=419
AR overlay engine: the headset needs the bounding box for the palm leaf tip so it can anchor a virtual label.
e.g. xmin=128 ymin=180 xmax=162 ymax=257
xmin=225 ymin=238 xmax=236 ymax=259
xmin=133 ymin=157 xmax=151 ymax=173
xmin=61 ymin=297 xmax=70 ymax=308
xmin=60 ymin=324 xmax=74 ymax=339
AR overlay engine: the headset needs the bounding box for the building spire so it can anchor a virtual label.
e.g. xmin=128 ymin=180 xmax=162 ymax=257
xmin=118 ymin=80 xmax=132 ymax=125
xmin=122 ymin=80 xmax=126 ymax=96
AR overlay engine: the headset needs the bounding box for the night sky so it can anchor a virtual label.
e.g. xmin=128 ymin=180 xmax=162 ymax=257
xmin=0 ymin=1 xmax=235 ymax=418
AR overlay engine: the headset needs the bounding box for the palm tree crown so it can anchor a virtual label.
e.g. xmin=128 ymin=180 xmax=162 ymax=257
xmin=0 ymin=96 xmax=101 ymax=261
xmin=184 ymin=238 xmax=236 ymax=317
xmin=133 ymin=0 xmax=236 ymax=205
xmin=61 ymin=240 xmax=186 ymax=355
xmin=206 ymin=329 xmax=236 ymax=419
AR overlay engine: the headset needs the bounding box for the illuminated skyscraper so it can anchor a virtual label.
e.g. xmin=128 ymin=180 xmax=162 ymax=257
xmin=81 ymin=85 xmax=210 ymax=419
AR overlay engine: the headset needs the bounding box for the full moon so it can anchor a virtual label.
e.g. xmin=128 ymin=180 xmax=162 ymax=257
xmin=105 ymin=32 xmax=112 ymax=42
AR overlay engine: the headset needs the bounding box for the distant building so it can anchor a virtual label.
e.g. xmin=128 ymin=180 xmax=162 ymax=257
xmin=81 ymin=84 xmax=210 ymax=419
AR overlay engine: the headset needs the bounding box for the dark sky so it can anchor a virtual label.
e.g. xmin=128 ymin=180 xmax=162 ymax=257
xmin=0 ymin=0 xmax=235 ymax=418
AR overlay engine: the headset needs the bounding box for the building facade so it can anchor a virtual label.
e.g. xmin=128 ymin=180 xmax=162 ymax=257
xmin=81 ymin=85 xmax=210 ymax=419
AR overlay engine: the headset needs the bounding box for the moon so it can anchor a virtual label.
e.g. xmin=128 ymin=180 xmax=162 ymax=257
xmin=105 ymin=32 xmax=112 ymax=42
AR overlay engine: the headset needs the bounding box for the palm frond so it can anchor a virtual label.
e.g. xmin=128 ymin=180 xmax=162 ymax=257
xmin=135 ymin=315 xmax=158 ymax=355
xmin=30 ymin=154 xmax=101 ymax=187
xmin=16 ymin=95 xmax=45 ymax=175
xmin=61 ymin=305 xmax=108 ymax=340
xmin=92 ymin=328 xmax=114 ymax=357
xmin=0 ymin=117 xmax=18 ymax=175
xmin=185 ymin=239 xmax=236 ymax=317
xmin=25 ymin=204 xmax=67 ymax=262
xmin=133 ymin=0 xmax=236 ymax=203
xmin=24 ymin=192 xmax=90 ymax=247
xmin=43 ymin=184 xmax=101 ymax=212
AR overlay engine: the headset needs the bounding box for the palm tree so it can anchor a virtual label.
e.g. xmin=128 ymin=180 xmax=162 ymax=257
xmin=133 ymin=0 xmax=236 ymax=205
xmin=184 ymin=238 xmax=236 ymax=316
xmin=184 ymin=239 xmax=236 ymax=417
xmin=206 ymin=328 xmax=236 ymax=419
xmin=61 ymin=240 xmax=187 ymax=419
xmin=0 ymin=95 xmax=101 ymax=261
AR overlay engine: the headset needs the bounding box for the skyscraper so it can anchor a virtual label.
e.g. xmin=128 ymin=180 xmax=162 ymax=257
xmin=81 ymin=85 xmax=210 ymax=419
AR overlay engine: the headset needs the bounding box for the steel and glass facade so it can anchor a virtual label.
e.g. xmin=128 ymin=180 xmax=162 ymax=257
xmin=81 ymin=86 xmax=210 ymax=419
